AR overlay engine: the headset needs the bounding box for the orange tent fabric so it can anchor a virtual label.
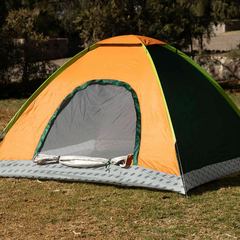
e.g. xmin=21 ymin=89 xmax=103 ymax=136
xmin=0 ymin=37 xmax=179 ymax=175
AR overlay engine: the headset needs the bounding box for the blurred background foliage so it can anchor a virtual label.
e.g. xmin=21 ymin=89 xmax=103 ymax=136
xmin=0 ymin=0 xmax=240 ymax=98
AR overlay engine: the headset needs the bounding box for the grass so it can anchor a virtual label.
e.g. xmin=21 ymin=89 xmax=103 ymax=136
xmin=229 ymin=93 xmax=240 ymax=109
xmin=224 ymin=49 xmax=240 ymax=58
xmin=0 ymin=99 xmax=26 ymax=140
xmin=1 ymin=95 xmax=240 ymax=239
xmin=1 ymin=176 xmax=240 ymax=239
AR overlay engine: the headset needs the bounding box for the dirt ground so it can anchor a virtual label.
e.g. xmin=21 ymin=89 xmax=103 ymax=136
xmin=190 ymin=30 xmax=240 ymax=51
xmin=204 ymin=31 xmax=240 ymax=51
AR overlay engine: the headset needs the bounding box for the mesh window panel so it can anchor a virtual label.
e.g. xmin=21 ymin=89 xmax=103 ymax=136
xmin=40 ymin=84 xmax=137 ymax=159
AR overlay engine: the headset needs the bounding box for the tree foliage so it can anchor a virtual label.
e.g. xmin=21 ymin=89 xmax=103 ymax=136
xmin=212 ymin=0 xmax=240 ymax=21
xmin=74 ymin=0 xmax=216 ymax=49
xmin=72 ymin=0 xmax=240 ymax=50
xmin=1 ymin=0 xmax=240 ymax=98
xmin=0 ymin=7 xmax=55 ymax=96
xmin=74 ymin=0 xmax=149 ymax=47
xmin=2 ymin=0 xmax=240 ymax=49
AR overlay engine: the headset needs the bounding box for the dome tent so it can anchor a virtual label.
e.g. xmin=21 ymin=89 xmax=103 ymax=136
xmin=1 ymin=35 xmax=240 ymax=195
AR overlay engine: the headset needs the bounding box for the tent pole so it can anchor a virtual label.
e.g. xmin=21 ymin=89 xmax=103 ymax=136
xmin=0 ymin=129 xmax=5 ymax=139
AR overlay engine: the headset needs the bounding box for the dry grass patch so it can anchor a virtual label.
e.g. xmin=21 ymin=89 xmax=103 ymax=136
xmin=1 ymin=176 xmax=240 ymax=239
xmin=0 ymin=99 xmax=26 ymax=140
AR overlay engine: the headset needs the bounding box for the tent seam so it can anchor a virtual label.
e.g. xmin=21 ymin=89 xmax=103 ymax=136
xmin=141 ymin=44 xmax=176 ymax=142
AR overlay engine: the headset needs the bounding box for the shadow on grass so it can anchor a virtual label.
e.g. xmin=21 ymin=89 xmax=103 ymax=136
xmin=53 ymin=170 xmax=240 ymax=197
xmin=31 ymin=177 xmax=173 ymax=196
xmin=4 ymin=172 xmax=240 ymax=198
xmin=218 ymin=80 xmax=240 ymax=94
xmin=188 ymin=172 xmax=240 ymax=196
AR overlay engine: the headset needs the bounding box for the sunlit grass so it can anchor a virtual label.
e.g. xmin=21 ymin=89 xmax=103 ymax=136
xmin=0 ymin=99 xmax=26 ymax=141
xmin=229 ymin=93 xmax=240 ymax=109
xmin=1 ymin=176 xmax=240 ymax=239
xmin=224 ymin=49 xmax=240 ymax=58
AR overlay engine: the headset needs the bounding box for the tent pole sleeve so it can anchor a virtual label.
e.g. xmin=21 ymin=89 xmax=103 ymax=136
xmin=141 ymin=44 xmax=176 ymax=142
xmin=175 ymin=142 xmax=187 ymax=196
xmin=0 ymin=129 xmax=5 ymax=139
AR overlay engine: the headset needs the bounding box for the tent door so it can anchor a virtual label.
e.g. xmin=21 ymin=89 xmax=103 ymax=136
xmin=37 ymin=82 xmax=139 ymax=161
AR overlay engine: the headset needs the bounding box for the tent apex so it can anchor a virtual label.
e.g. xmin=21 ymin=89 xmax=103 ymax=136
xmin=96 ymin=35 xmax=166 ymax=46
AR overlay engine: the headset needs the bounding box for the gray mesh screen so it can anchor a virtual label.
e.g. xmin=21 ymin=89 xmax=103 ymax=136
xmin=40 ymin=84 xmax=137 ymax=159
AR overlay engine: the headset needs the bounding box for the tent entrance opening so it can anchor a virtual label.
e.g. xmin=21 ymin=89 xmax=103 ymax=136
xmin=38 ymin=83 xmax=137 ymax=159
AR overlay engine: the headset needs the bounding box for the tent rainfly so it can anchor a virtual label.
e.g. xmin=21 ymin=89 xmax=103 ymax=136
xmin=1 ymin=35 xmax=240 ymax=195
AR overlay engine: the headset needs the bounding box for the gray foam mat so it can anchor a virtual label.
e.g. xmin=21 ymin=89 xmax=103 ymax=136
xmin=0 ymin=160 xmax=185 ymax=194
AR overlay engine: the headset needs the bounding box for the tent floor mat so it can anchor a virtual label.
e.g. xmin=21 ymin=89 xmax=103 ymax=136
xmin=0 ymin=160 xmax=184 ymax=194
